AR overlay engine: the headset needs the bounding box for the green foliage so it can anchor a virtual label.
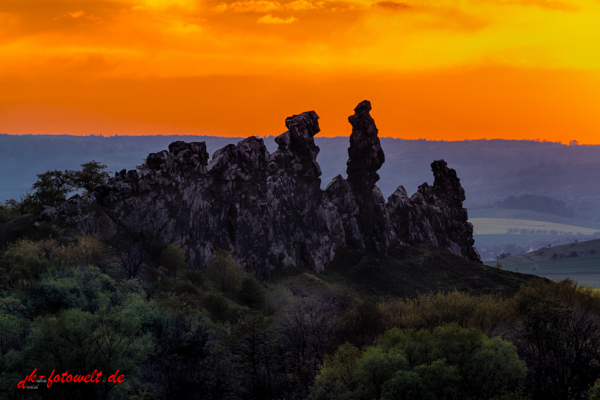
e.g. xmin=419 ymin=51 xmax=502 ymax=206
xmin=2 ymin=230 xmax=600 ymax=400
xmin=237 ymin=275 xmax=266 ymax=309
xmin=203 ymin=292 xmax=230 ymax=322
xmin=0 ymin=297 xmax=27 ymax=317
xmin=0 ymin=313 xmax=27 ymax=396
xmin=27 ymin=307 xmax=152 ymax=399
xmin=0 ymin=244 xmax=51 ymax=290
xmin=590 ymin=378 xmax=600 ymax=400
xmin=207 ymin=249 xmax=245 ymax=295
xmin=381 ymin=359 xmax=459 ymax=400
xmin=311 ymin=342 xmax=362 ymax=399
xmin=3 ymin=193 xmax=35 ymax=217
xmin=71 ymin=160 xmax=110 ymax=194
xmin=0 ymin=206 xmax=8 ymax=224
xmin=340 ymin=301 xmax=384 ymax=348
xmin=381 ymin=290 xmax=514 ymax=335
xmin=313 ymin=324 xmax=526 ymax=400
xmin=512 ymin=279 xmax=600 ymax=400
xmin=5 ymin=161 xmax=110 ymax=218
xmin=31 ymin=169 xmax=74 ymax=207
xmin=184 ymin=269 xmax=205 ymax=287
xmin=354 ymin=347 xmax=409 ymax=399
xmin=158 ymin=241 xmax=186 ymax=281
xmin=32 ymin=265 xmax=116 ymax=314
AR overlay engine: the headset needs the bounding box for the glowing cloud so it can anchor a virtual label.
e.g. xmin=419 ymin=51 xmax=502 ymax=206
xmin=257 ymin=13 xmax=297 ymax=23
xmin=68 ymin=10 xmax=85 ymax=18
xmin=1 ymin=0 xmax=599 ymax=143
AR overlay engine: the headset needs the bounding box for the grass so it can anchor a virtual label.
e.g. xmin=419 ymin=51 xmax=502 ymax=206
xmin=272 ymin=244 xmax=540 ymax=301
xmin=469 ymin=207 xmax=600 ymax=230
xmin=469 ymin=218 xmax=600 ymax=235
xmin=473 ymin=234 xmax=558 ymax=247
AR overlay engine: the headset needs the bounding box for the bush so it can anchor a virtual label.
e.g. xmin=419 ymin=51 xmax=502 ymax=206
xmin=0 ymin=246 xmax=51 ymax=290
xmin=591 ymin=377 xmax=600 ymax=400
xmin=512 ymin=279 xmax=600 ymax=400
xmin=33 ymin=276 xmax=86 ymax=314
xmin=159 ymin=242 xmax=187 ymax=280
xmin=175 ymin=281 xmax=200 ymax=297
xmin=185 ymin=270 xmax=205 ymax=287
xmin=381 ymin=291 xmax=514 ymax=335
xmin=237 ymin=275 xmax=266 ymax=309
xmin=340 ymin=301 xmax=384 ymax=348
xmin=203 ymin=292 xmax=230 ymax=322
xmin=313 ymin=324 xmax=526 ymax=400
xmin=207 ymin=249 xmax=245 ymax=295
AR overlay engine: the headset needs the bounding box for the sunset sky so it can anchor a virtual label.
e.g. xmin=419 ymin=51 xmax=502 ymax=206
xmin=1 ymin=0 xmax=600 ymax=143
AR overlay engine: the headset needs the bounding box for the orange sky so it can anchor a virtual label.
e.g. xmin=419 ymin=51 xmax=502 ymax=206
xmin=1 ymin=0 xmax=600 ymax=143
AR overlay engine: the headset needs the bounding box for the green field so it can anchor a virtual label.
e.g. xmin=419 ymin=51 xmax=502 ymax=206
xmin=469 ymin=218 xmax=600 ymax=235
xmin=469 ymin=207 xmax=600 ymax=230
xmin=473 ymin=234 xmax=557 ymax=247
xmin=483 ymin=239 xmax=600 ymax=287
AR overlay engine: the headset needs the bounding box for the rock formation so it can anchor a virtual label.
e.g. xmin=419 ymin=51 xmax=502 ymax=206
xmin=41 ymin=101 xmax=480 ymax=276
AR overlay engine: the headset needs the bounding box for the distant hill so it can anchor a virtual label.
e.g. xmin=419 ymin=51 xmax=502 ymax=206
xmin=2 ymin=134 xmax=600 ymax=213
xmin=483 ymin=239 xmax=600 ymax=288
xmin=496 ymin=194 xmax=575 ymax=218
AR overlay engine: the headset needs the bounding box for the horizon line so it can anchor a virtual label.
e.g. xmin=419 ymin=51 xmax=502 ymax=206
xmin=1 ymin=132 xmax=595 ymax=146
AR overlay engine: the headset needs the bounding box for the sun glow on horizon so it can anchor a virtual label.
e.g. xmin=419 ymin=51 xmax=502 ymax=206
xmin=1 ymin=0 xmax=599 ymax=143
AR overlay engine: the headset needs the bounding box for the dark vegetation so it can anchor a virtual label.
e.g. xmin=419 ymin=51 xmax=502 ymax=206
xmin=2 ymin=161 xmax=600 ymax=399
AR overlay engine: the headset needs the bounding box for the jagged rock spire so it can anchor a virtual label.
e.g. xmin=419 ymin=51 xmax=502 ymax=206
xmin=41 ymin=101 xmax=481 ymax=277
xmin=346 ymin=100 xmax=385 ymax=190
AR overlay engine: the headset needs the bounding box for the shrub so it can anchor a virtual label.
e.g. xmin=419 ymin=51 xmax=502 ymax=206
xmin=0 ymin=245 xmax=51 ymax=290
xmin=175 ymin=281 xmax=200 ymax=297
xmin=185 ymin=270 xmax=205 ymax=287
xmin=203 ymin=292 xmax=230 ymax=322
xmin=237 ymin=275 xmax=266 ymax=309
xmin=313 ymin=324 xmax=526 ymax=400
xmin=159 ymin=242 xmax=187 ymax=281
xmin=207 ymin=249 xmax=245 ymax=295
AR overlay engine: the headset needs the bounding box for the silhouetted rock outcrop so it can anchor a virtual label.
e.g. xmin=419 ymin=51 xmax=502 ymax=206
xmin=41 ymin=101 xmax=480 ymax=276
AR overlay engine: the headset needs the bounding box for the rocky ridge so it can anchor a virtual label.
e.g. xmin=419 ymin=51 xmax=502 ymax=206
xmin=42 ymin=101 xmax=480 ymax=276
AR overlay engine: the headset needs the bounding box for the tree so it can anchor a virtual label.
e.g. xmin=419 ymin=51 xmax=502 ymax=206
xmin=28 ymin=161 xmax=109 ymax=209
xmin=110 ymin=232 xmax=148 ymax=280
xmin=71 ymin=160 xmax=109 ymax=194
xmin=32 ymin=170 xmax=74 ymax=207
xmin=314 ymin=324 xmax=526 ymax=400
xmin=26 ymin=308 xmax=151 ymax=400
xmin=3 ymin=193 xmax=35 ymax=217
xmin=340 ymin=301 xmax=384 ymax=348
xmin=513 ymin=280 xmax=600 ymax=400
xmin=238 ymin=275 xmax=266 ymax=309
xmin=590 ymin=378 xmax=600 ymax=400
xmin=207 ymin=249 xmax=245 ymax=295
xmin=159 ymin=242 xmax=187 ymax=281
